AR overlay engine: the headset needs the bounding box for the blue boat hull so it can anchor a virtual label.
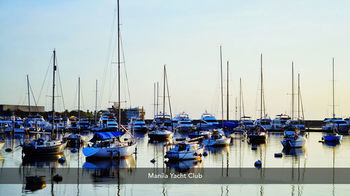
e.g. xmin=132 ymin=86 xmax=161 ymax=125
xmin=322 ymin=135 xmax=342 ymax=142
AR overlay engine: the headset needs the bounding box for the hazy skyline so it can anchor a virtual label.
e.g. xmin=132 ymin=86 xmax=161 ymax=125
xmin=1 ymin=0 xmax=350 ymax=120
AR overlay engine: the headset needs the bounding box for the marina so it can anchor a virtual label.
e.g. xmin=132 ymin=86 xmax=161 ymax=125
xmin=2 ymin=0 xmax=350 ymax=195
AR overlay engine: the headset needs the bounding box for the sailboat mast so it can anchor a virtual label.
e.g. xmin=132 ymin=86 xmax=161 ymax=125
xmin=227 ymin=60 xmax=229 ymax=121
xmin=235 ymin=97 xmax=237 ymax=120
xmin=239 ymin=78 xmax=242 ymax=121
xmin=117 ymin=0 xmax=121 ymax=130
xmin=220 ymin=45 xmax=224 ymax=122
xmin=95 ymin=80 xmax=98 ymax=125
xmin=26 ymin=74 xmax=31 ymax=116
xmin=260 ymin=54 xmax=263 ymax=120
xmin=291 ymin=61 xmax=294 ymax=120
xmin=332 ymin=57 xmax=335 ymax=118
xmin=153 ymin=82 xmax=156 ymax=118
xmin=52 ymin=49 xmax=56 ymax=135
xmin=156 ymin=82 xmax=159 ymax=116
xmin=163 ymin=65 xmax=166 ymax=122
xmin=298 ymin=73 xmax=300 ymax=120
xmin=78 ymin=77 xmax=81 ymax=130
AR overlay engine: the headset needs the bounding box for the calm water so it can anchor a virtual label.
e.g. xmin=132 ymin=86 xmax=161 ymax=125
xmin=0 ymin=131 xmax=350 ymax=195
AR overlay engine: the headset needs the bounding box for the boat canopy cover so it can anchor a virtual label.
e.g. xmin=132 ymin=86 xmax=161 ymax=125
xmin=90 ymin=131 xmax=125 ymax=141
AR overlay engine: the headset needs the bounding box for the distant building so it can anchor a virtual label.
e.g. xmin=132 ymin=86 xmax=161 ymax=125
xmin=0 ymin=104 xmax=45 ymax=113
xmin=125 ymin=107 xmax=145 ymax=120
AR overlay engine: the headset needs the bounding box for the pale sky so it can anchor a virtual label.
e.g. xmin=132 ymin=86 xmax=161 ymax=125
xmin=1 ymin=0 xmax=350 ymax=120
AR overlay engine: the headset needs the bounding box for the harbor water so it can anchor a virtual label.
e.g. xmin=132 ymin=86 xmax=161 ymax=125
xmin=0 ymin=131 xmax=350 ymax=195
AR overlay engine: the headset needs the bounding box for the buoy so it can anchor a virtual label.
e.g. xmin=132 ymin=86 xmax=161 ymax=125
xmin=274 ymin=153 xmax=283 ymax=158
xmin=52 ymin=174 xmax=63 ymax=182
xmin=251 ymin=146 xmax=257 ymax=150
xmin=254 ymin=160 xmax=262 ymax=168
xmin=58 ymin=157 xmax=65 ymax=164
xmin=5 ymin=148 xmax=12 ymax=152
xmin=150 ymin=159 xmax=156 ymax=163
xmin=203 ymin=152 xmax=208 ymax=156
xmin=70 ymin=148 xmax=78 ymax=153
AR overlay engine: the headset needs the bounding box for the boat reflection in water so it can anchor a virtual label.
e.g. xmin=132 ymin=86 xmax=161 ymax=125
xmin=22 ymin=154 xmax=65 ymax=167
xmin=165 ymin=159 xmax=203 ymax=172
xmin=83 ymin=155 xmax=136 ymax=183
xmin=25 ymin=176 xmax=46 ymax=192
xmin=323 ymin=141 xmax=341 ymax=147
xmin=205 ymin=145 xmax=230 ymax=154
xmin=83 ymin=155 xmax=136 ymax=169
xmin=282 ymin=147 xmax=305 ymax=156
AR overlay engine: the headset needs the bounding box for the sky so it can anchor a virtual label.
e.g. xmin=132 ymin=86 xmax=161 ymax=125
xmin=1 ymin=0 xmax=350 ymax=120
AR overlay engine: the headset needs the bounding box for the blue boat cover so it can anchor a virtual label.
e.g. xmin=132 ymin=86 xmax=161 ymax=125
xmin=94 ymin=131 xmax=125 ymax=140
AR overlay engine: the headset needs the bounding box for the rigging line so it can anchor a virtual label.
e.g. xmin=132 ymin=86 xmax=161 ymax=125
xmin=81 ymin=85 xmax=85 ymax=112
xmin=100 ymin=0 xmax=117 ymax=108
xmin=29 ymin=82 xmax=38 ymax=110
xmin=56 ymin=65 xmax=66 ymax=111
xmin=120 ymin=32 xmax=131 ymax=107
xmin=73 ymin=79 xmax=78 ymax=111
xmin=37 ymin=53 xmax=53 ymax=104
xmin=165 ymin=67 xmax=172 ymax=119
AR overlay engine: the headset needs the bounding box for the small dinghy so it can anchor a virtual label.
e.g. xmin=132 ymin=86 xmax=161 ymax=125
xmin=203 ymin=129 xmax=230 ymax=147
xmin=165 ymin=142 xmax=204 ymax=161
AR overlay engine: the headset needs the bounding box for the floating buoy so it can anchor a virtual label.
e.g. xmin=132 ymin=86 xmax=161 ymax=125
xmin=274 ymin=153 xmax=283 ymax=158
xmin=150 ymin=159 xmax=156 ymax=163
xmin=58 ymin=157 xmax=65 ymax=164
xmin=5 ymin=148 xmax=12 ymax=152
xmin=70 ymin=148 xmax=78 ymax=153
xmin=251 ymin=146 xmax=257 ymax=150
xmin=52 ymin=174 xmax=63 ymax=182
xmin=203 ymin=152 xmax=208 ymax=156
xmin=254 ymin=160 xmax=262 ymax=168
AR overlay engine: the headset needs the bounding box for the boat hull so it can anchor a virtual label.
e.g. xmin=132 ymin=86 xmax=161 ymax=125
xmin=133 ymin=127 xmax=148 ymax=133
xmin=323 ymin=135 xmax=342 ymax=142
xmin=83 ymin=144 xmax=136 ymax=159
xmin=165 ymin=148 xmax=204 ymax=161
xmin=148 ymin=132 xmax=173 ymax=141
xmin=281 ymin=137 xmax=305 ymax=148
xmin=203 ymin=138 xmax=230 ymax=147
xmin=248 ymin=135 xmax=266 ymax=144
xmin=22 ymin=144 xmax=65 ymax=156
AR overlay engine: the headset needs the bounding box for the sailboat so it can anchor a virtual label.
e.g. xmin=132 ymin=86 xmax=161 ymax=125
xmin=83 ymin=0 xmax=136 ymax=159
xmin=322 ymin=58 xmax=344 ymax=142
xmin=65 ymin=77 xmax=85 ymax=147
xmin=254 ymin=55 xmax=272 ymax=131
xmin=286 ymin=64 xmax=305 ymax=131
xmin=22 ymin=49 xmax=65 ymax=156
xmin=148 ymin=65 xmax=174 ymax=141
xmin=247 ymin=54 xmax=267 ymax=144
xmin=281 ymin=62 xmax=306 ymax=148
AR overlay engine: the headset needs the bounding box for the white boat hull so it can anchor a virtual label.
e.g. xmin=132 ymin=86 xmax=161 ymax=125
xmin=83 ymin=143 xmax=136 ymax=159
xmin=203 ymin=138 xmax=230 ymax=147
xmin=281 ymin=136 xmax=305 ymax=148
xmin=165 ymin=148 xmax=204 ymax=160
